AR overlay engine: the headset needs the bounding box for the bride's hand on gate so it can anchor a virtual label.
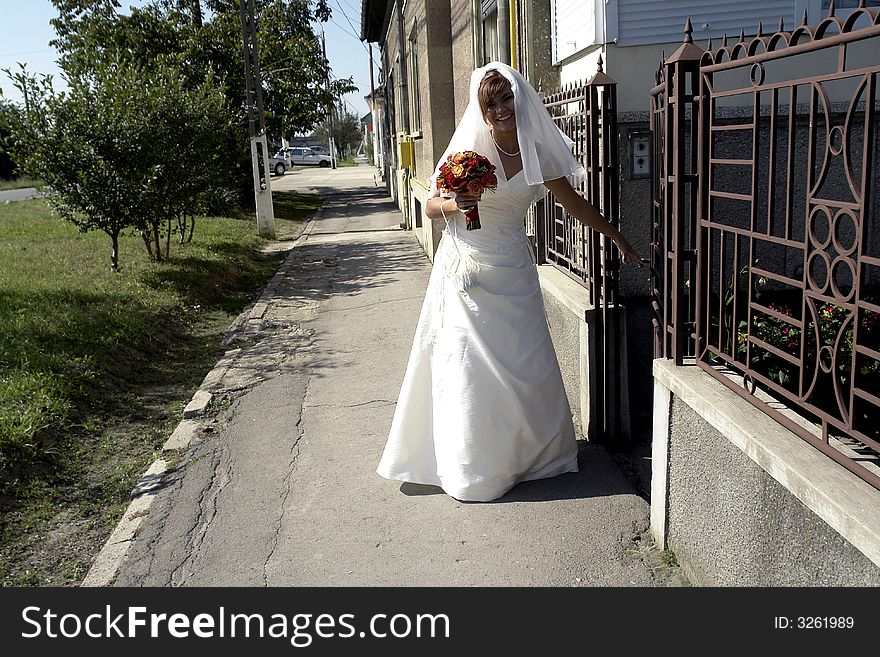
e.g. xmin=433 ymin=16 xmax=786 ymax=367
xmin=614 ymin=236 xmax=646 ymax=268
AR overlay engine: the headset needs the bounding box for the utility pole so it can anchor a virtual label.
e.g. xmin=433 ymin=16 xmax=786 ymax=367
xmin=240 ymin=0 xmax=276 ymax=239
xmin=321 ymin=26 xmax=337 ymax=169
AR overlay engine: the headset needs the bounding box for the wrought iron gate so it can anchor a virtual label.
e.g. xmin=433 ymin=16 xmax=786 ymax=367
xmin=533 ymin=58 xmax=623 ymax=444
xmin=651 ymin=8 xmax=880 ymax=490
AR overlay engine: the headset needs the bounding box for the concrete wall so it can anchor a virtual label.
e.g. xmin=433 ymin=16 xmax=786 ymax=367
xmin=450 ymin=0 xmax=477 ymax=121
xmin=410 ymin=0 xmax=455 ymax=258
xmin=413 ymin=0 xmax=455 ymax=184
xmin=623 ymin=296 xmax=653 ymax=438
xmin=410 ymin=177 xmax=444 ymax=261
xmin=652 ymin=359 xmax=880 ymax=586
xmin=379 ymin=2 xmax=401 ymax=209
xmin=518 ymin=0 xmax=558 ymax=91
xmin=538 ymin=266 xmax=631 ymax=444
xmin=561 ymin=43 xmax=668 ymax=114
xmin=540 ymin=268 xmax=589 ymax=437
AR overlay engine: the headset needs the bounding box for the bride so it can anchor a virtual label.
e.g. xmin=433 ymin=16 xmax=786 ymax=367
xmin=376 ymin=62 xmax=642 ymax=502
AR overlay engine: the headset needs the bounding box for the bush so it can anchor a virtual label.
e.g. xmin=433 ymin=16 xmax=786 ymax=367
xmin=6 ymin=62 xmax=233 ymax=270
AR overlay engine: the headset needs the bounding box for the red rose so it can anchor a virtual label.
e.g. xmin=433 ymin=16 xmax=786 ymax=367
xmin=436 ymin=150 xmax=497 ymax=207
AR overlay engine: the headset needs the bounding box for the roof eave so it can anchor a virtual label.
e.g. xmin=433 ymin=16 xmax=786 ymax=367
xmin=360 ymin=0 xmax=393 ymax=43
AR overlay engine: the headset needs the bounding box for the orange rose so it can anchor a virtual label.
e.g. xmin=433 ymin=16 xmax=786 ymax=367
xmin=452 ymin=153 xmax=468 ymax=164
xmin=451 ymin=163 xmax=465 ymax=177
xmin=466 ymin=180 xmax=484 ymax=196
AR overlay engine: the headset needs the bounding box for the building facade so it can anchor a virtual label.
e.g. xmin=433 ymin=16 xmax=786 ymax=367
xmin=361 ymin=0 xmax=880 ymax=584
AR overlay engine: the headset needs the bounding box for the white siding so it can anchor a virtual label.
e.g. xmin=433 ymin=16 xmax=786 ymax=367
xmin=617 ymin=0 xmax=797 ymax=47
xmin=552 ymin=0 xmax=598 ymax=64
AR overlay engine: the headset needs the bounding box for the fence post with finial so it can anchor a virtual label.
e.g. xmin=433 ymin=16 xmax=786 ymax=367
xmin=657 ymin=20 xmax=705 ymax=363
xmin=585 ymin=50 xmax=622 ymax=437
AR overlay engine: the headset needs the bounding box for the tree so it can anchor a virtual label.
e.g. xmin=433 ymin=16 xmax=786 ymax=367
xmin=7 ymin=62 xmax=231 ymax=270
xmin=332 ymin=110 xmax=363 ymax=158
xmin=48 ymin=0 xmax=353 ymax=201
xmin=0 ymin=99 xmax=19 ymax=180
xmin=134 ymin=66 xmax=233 ymax=258
xmin=314 ymin=106 xmax=363 ymax=159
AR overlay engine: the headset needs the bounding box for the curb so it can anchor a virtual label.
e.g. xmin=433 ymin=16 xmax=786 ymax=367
xmin=81 ymin=202 xmax=325 ymax=587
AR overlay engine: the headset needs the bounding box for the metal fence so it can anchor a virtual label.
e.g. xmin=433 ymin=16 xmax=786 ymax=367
xmin=531 ymin=59 xmax=623 ymax=443
xmin=651 ymin=7 xmax=880 ymax=490
xmin=534 ymin=58 xmax=620 ymax=311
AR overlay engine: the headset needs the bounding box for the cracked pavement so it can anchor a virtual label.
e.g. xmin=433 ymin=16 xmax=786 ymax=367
xmin=112 ymin=163 xmax=660 ymax=587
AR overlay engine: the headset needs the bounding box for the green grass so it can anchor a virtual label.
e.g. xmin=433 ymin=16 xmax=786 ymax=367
xmin=272 ymin=190 xmax=324 ymax=235
xmin=336 ymin=156 xmax=357 ymax=167
xmin=0 ymin=197 xmax=319 ymax=470
xmin=660 ymin=550 xmax=680 ymax=568
xmin=0 ymin=177 xmax=43 ymax=191
xmin=0 ymin=194 xmax=320 ymax=585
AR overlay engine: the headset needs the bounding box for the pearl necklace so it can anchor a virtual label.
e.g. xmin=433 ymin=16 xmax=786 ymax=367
xmin=492 ymin=136 xmax=520 ymax=157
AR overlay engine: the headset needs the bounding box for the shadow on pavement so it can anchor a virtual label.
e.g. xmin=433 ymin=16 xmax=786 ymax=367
xmin=396 ymin=441 xmax=639 ymax=504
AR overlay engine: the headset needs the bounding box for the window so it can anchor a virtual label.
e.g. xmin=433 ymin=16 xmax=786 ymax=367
xmin=482 ymin=0 xmax=499 ymax=64
xmin=550 ymin=0 xmax=596 ymax=64
xmin=387 ymin=68 xmax=397 ymax=166
xmin=408 ymin=28 xmax=421 ymax=130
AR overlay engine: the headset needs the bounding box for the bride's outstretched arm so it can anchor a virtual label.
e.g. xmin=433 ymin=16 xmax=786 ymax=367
xmin=544 ymin=177 xmax=645 ymax=266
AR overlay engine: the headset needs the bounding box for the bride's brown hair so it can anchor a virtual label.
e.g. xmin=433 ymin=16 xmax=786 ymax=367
xmin=478 ymin=70 xmax=511 ymax=118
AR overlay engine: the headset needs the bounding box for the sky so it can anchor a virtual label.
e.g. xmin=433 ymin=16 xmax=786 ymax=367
xmin=0 ymin=0 xmax=374 ymax=120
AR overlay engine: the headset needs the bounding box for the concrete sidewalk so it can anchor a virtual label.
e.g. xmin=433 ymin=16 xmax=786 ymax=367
xmin=85 ymin=163 xmax=673 ymax=587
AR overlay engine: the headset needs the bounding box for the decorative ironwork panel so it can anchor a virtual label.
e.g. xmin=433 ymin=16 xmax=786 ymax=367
xmin=539 ymin=82 xmax=591 ymax=285
xmin=535 ymin=62 xmax=620 ymax=309
xmin=694 ymin=7 xmax=880 ymax=489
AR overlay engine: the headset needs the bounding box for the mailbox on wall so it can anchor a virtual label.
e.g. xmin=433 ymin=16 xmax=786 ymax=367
xmin=397 ymin=133 xmax=415 ymax=170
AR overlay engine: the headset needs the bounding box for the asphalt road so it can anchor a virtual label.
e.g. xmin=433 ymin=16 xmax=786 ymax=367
xmin=0 ymin=187 xmax=42 ymax=202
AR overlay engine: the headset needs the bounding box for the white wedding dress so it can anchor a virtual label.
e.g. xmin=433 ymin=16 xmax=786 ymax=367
xmin=377 ymin=170 xmax=579 ymax=502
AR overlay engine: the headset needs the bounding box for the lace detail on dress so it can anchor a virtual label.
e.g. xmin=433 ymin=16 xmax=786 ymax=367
xmin=442 ymin=232 xmax=480 ymax=291
xmin=439 ymin=200 xmax=481 ymax=292
xmin=491 ymin=231 xmax=530 ymax=255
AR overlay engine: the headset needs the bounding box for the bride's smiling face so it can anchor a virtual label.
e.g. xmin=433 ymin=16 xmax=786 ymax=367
xmin=482 ymin=80 xmax=517 ymax=135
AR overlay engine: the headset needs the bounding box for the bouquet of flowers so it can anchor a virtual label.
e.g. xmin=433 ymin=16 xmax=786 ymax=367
xmin=436 ymin=151 xmax=497 ymax=230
